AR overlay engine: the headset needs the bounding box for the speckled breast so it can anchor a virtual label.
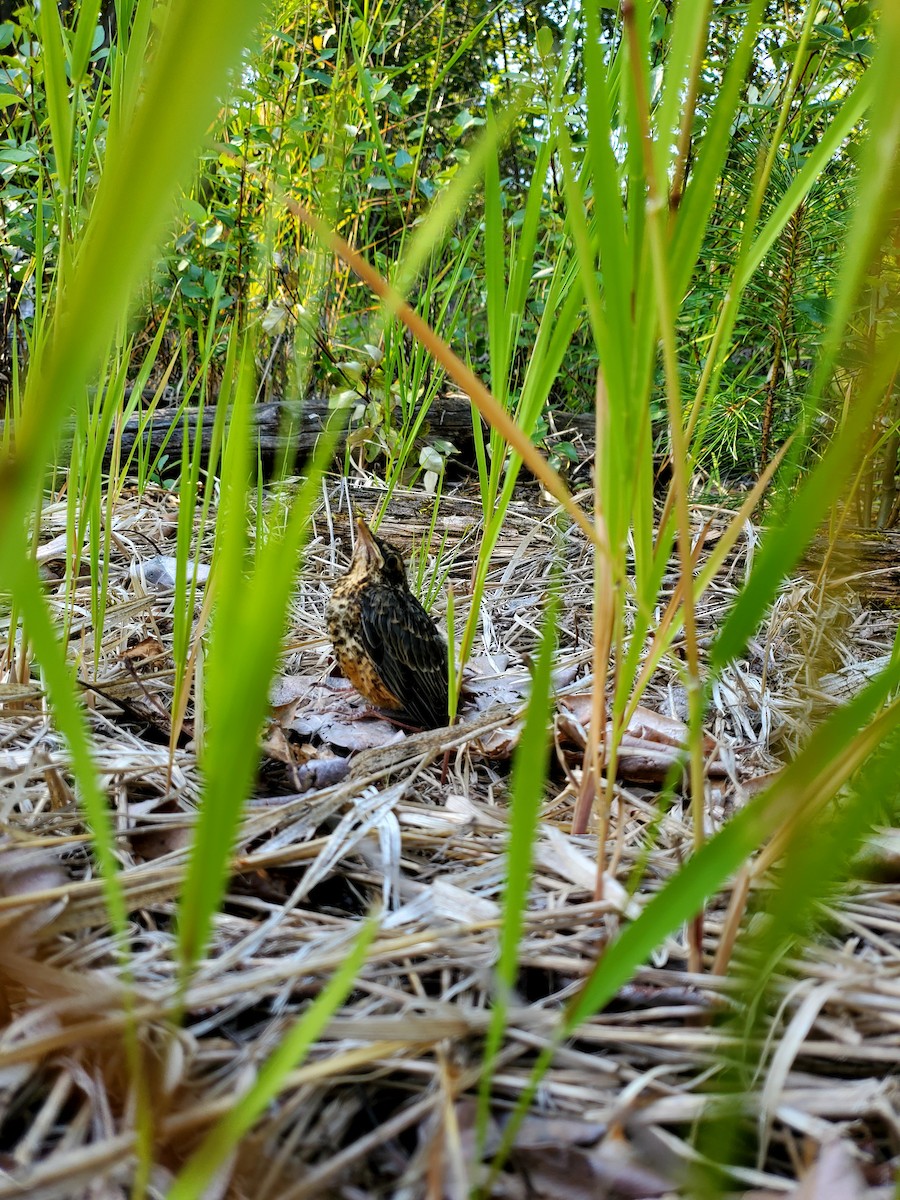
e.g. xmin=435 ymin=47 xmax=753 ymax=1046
xmin=326 ymin=583 xmax=403 ymax=710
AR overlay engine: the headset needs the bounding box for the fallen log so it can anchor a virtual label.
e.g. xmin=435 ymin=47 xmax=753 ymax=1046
xmin=4 ymin=388 xmax=598 ymax=480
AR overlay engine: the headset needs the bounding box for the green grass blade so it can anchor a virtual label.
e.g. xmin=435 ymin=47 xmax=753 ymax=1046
xmin=37 ymin=0 xmax=73 ymax=189
xmin=670 ymin=0 xmax=767 ymax=298
xmin=710 ymin=5 xmax=900 ymax=670
xmin=70 ymin=0 xmax=103 ymax=86
xmin=10 ymin=552 xmax=127 ymax=938
xmin=582 ymin=6 xmax=630 ymax=392
xmin=175 ymin=346 xmax=254 ymax=979
xmin=800 ymin=13 xmax=900 ymax=426
xmin=176 ymin=377 xmax=344 ymax=984
xmin=735 ymin=69 xmax=875 ymax=295
xmin=652 ymin=0 xmax=712 ymax=189
xmin=0 ymin=0 xmax=268 ymax=574
xmin=475 ymin=586 xmax=559 ymax=1156
xmin=483 ymin=109 xmax=509 ymax=411
xmin=394 ymin=97 xmax=527 ymax=316
xmin=566 ymin=682 xmax=900 ymax=1031
xmin=711 ymin=319 xmax=900 ymax=674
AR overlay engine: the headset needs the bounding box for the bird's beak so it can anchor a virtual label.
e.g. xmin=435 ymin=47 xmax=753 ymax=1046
xmin=354 ymin=516 xmax=382 ymax=567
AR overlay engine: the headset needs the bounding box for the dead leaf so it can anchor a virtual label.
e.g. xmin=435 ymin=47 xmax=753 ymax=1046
xmin=270 ymin=673 xmax=323 ymax=708
xmin=471 ymin=719 xmax=523 ymax=759
xmin=261 ymin=723 xmax=296 ymax=765
xmin=127 ymin=800 xmax=193 ymax=861
xmin=509 ymin=1121 xmax=672 ymax=1199
xmin=119 ymin=635 xmax=165 ymax=663
xmin=34 ymin=531 xmax=76 ymax=564
xmin=794 ymin=1139 xmax=866 ymax=1200
xmin=0 ymin=846 xmax=69 ymax=900
xmin=297 ymin=713 xmax=403 ymax=751
xmin=295 ymin=756 xmax=351 ymax=791
xmin=0 ymin=845 xmax=70 ymax=944
xmin=556 ymin=696 xmax=725 ymax=781
xmin=272 ymin=673 xmax=408 ymax=749
xmin=130 ymin=554 xmax=210 ymax=592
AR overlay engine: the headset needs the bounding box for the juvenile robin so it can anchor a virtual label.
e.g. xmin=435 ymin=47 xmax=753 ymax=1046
xmin=326 ymin=516 xmax=450 ymax=729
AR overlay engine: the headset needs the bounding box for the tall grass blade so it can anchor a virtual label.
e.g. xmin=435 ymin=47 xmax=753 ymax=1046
xmin=0 ymin=0 xmax=268 ymax=567
xmin=712 ymin=334 xmax=900 ymax=673
xmin=176 ymin=364 xmax=344 ymax=985
xmin=37 ymin=0 xmax=73 ymax=192
xmin=475 ymin=586 xmax=560 ymax=1163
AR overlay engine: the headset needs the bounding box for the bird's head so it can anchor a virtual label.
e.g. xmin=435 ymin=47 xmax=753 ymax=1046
xmin=350 ymin=516 xmax=409 ymax=590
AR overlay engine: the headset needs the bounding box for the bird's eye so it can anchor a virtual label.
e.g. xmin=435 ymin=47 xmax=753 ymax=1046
xmin=381 ymin=551 xmax=404 ymax=585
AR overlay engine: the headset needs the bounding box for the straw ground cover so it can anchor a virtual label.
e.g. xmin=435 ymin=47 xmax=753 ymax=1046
xmin=2 ymin=0 xmax=900 ymax=1196
xmin=2 ymin=483 xmax=900 ymax=1197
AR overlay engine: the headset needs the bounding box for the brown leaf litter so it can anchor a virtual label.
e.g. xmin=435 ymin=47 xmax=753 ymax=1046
xmin=1 ymin=481 xmax=899 ymax=1198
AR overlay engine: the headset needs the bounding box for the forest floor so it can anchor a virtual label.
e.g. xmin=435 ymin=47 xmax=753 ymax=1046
xmin=1 ymin=478 xmax=899 ymax=1199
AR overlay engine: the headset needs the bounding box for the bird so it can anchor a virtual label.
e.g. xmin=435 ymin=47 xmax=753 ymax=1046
xmin=326 ymin=516 xmax=450 ymax=729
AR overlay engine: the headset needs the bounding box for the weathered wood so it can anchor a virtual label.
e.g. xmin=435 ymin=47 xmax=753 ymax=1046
xmin=800 ymin=530 xmax=900 ymax=608
xmin=5 ymin=389 xmax=598 ymax=478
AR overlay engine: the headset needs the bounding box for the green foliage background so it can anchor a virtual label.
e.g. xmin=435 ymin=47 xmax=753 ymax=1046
xmin=3 ymin=0 xmax=894 ymax=494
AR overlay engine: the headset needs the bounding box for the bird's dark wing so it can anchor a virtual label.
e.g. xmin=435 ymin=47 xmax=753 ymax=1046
xmin=359 ymin=584 xmax=449 ymax=728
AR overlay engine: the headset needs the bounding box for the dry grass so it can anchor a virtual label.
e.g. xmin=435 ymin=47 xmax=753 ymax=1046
xmin=1 ymin=479 xmax=898 ymax=1198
